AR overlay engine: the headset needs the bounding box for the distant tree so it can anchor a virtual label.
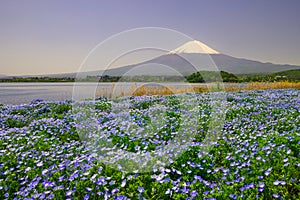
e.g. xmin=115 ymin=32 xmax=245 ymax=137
xmin=186 ymin=71 xmax=239 ymax=83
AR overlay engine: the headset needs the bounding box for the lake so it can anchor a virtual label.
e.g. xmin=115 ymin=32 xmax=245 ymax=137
xmin=0 ymin=82 xmax=243 ymax=105
xmin=0 ymin=82 xmax=124 ymax=105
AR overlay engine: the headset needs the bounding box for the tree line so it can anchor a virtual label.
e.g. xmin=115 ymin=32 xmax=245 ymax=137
xmin=1 ymin=69 xmax=298 ymax=83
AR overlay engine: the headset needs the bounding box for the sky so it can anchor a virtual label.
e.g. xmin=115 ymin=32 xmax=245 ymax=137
xmin=0 ymin=0 xmax=300 ymax=76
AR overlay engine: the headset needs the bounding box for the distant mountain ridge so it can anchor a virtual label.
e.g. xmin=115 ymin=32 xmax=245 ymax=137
xmin=2 ymin=40 xmax=300 ymax=78
xmin=85 ymin=40 xmax=300 ymax=77
xmin=97 ymin=53 xmax=300 ymax=76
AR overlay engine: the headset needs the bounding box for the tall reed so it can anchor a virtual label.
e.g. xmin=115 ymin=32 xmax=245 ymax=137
xmin=95 ymin=81 xmax=300 ymax=98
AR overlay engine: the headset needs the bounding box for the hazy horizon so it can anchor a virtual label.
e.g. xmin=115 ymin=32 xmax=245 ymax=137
xmin=1 ymin=0 xmax=300 ymax=76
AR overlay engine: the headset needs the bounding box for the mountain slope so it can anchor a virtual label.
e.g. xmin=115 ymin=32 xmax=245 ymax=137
xmin=98 ymin=40 xmax=300 ymax=76
xmin=210 ymin=54 xmax=300 ymax=74
xmin=7 ymin=40 xmax=299 ymax=78
xmin=100 ymin=53 xmax=300 ymax=76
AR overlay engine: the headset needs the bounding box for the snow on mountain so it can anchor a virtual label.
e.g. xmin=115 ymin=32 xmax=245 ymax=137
xmin=169 ymin=40 xmax=220 ymax=54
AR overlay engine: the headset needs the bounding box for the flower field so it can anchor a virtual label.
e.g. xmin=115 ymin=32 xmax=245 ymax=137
xmin=0 ymin=89 xmax=299 ymax=199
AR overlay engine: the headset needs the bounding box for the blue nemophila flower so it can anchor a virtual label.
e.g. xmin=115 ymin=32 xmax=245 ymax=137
xmin=274 ymin=180 xmax=280 ymax=186
xmin=274 ymin=180 xmax=286 ymax=186
xmin=255 ymin=181 xmax=264 ymax=192
xmin=138 ymin=186 xmax=144 ymax=193
xmin=36 ymin=161 xmax=43 ymax=167
xmin=229 ymin=194 xmax=237 ymax=199
xmin=190 ymin=190 xmax=197 ymax=197
xmin=114 ymin=195 xmax=129 ymax=200
xmin=264 ymin=167 xmax=272 ymax=176
xmin=248 ymin=183 xmax=255 ymax=188
xmin=165 ymin=188 xmax=171 ymax=195
xmin=273 ymin=194 xmax=281 ymax=198
xmin=66 ymin=190 xmax=73 ymax=197
xmin=96 ymin=177 xmax=106 ymax=185
xmin=43 ymin=181 xmax=55 ymax=188
xmin=121 ymin=179 xmax=126 ymax=187
xmin=112 ymin=188 xmax=119 ymax=194
xmin=258 ymin=187 xmax=264 ymax=192
xmin=84 ymin=194 xmax=90 ymax=200
xmin=182 ymin=186 xmax=189 ymax=194
xmin=258 ymin=182 xmax=265 ymax=188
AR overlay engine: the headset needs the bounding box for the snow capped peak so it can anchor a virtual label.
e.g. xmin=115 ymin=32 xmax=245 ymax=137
xmin=169 ymin=40 xmax=220 ymax=54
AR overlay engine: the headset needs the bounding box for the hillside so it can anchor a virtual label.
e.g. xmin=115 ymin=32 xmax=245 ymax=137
xmin=271 ymin=69 xmax=300 ymax=81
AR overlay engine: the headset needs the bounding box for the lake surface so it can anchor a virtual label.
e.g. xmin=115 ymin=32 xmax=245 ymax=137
xmin=0 ymin=82 xmax=243 ymax=105
xmin=0 ymin=82 xmax=122 ymax=105
xmin=0 ymin=83 xmax=74 ymax=105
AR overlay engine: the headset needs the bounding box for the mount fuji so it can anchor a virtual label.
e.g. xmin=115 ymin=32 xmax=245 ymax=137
xmin=95 ymin=40 xmax=300 ymax=77
xmin=25 ymin=40 xmax=300 ymax=78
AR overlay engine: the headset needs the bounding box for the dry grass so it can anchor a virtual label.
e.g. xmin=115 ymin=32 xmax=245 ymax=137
xmin=96 ymin=81 xmax=300 ymax=98
xmin=132 ymin=85 xmax=200 ymax=96
xmin=96 ymin=83 xmax=200 ymax=97
xmin=226 ymin=81 xmax=300 ymax=91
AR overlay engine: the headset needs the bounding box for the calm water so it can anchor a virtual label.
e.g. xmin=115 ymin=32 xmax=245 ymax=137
xmin=0 ymin=82 xmax=125 ymax=105
xmin=0 ymin=82 xmax=241 ymax=105
xmin=0 ymin=83 xmax=73 ymax=105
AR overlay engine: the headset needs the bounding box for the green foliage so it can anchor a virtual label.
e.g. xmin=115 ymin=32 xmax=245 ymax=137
xmin=239 ymin=69 xmax=300 ymax=82
xmin=95 ymin=99 xmax=112 ymax=111
xmin=6 ymin=117 xmax=28 ymax=128
xmin=186 ymin=71 xmax=240 ymax=83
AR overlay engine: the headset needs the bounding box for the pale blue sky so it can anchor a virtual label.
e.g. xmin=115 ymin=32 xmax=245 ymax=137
xmin=1 ymin=0 xmax=300 ymax=75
